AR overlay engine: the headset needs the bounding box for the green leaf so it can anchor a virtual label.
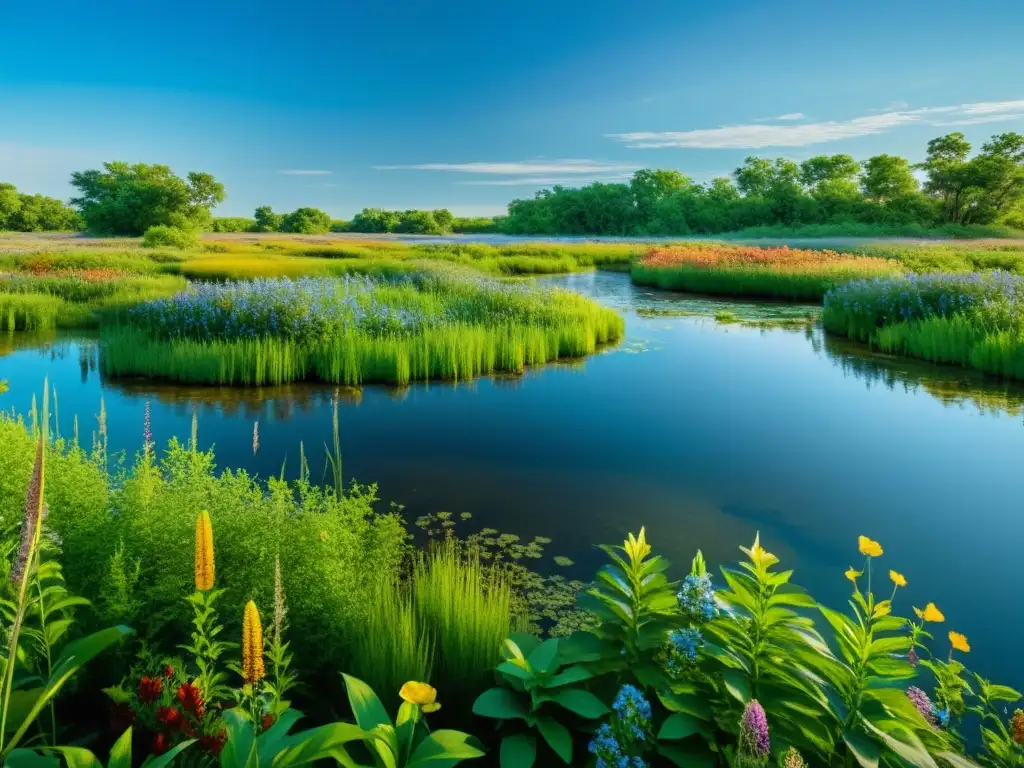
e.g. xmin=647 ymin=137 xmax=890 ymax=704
xmin=257 ymin=708 xmax=305 ymax=765
xmin=407 ymin=730 xmax=486 ymax=768
xmin=220 ymin=710 xmax=258 ymax=768
xmin=473 ymin=687 xmax=528 ymax=720
xmin=4 ymin=751 xmax=63 ymax=767
xmin=843 ymin=729 xmax=881 ymax=768
xmin=507 ymin=633 xmax=540 ymax=658
xmin=546 ymin=689 xmax=608 ymax=719
xmin=536 ymin=716 xmax=572 ymax=763
xmin=108 ymin=728 xmax=132 ymax=768
xmin=500 ymin=734 xmax=536 ymax=768
xmin=526 ymin=639 xmax=560 ymax=675
xmin=986 ymin=685 xmax=1022 ymax=702
xmin=557 ymin=631 xmax=602 ymax=663
xmin=3 ymin=688 xmax=44 ymax=736
xmin=342 ymin=674 xmax=393 ymax=731
xmin=658 ymin=713 xmax=702 ymax=741
xmin=658 ymin=691 xmax=711 ymax=720
xmin=722 ymin=669 xmax=751 ymax=704
xmin=657 ymin=742 xmax=717 ymax=768
xmin=544 ymin=664 xmax=592 ymax=688
xmin=142 ymin=739 xmax=196 ymax=768
xmin=271 ymin=722 xmax=367 ymax=767
xmin=496 ymin=661 xmax=534 ymax=682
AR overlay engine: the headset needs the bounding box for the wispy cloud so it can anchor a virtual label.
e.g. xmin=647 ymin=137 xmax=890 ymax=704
xmin=375 ymin=160 xmax=639 ymax=175
xmin=755 ymin=112 xmax=805 ymax=122
xmin=608 ymin=100 xmax=1024 ymax=149
xmin=456 ymin=174 xmax=634 ymax=186
xmin=278 ymin=169 xmax=332 ymax=175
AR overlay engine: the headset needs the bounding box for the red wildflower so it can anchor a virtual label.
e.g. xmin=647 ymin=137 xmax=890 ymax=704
xmin=176 ymin=682 xmax=205 ymax=718
xmin=199 ymin=730 xmax=227 ymax=755
xmin=152 ymin=732 xmax=170 ymax=755
xmin=156 ymin=706 xmax=186 ymax=731
xmin=261 ymin=713 xmax=276 ymax=732
xmin=138 ymin=676 xmax=163 ymax=704
xmin=163 ymin=665 xmax=175 ymax=679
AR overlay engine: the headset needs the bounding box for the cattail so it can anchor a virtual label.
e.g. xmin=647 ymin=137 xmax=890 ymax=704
xmin=11 ymin=440 xmax=45 ymax=586
xmin=252 ymin=420 xmax=260 ymax=455
xmin=272 ymin=554 xmax=287 ymax=647
xmin=194 ymin=511 xmax=215 ymax=591
xmin=242 ymin=601 xmax=265 ymax=684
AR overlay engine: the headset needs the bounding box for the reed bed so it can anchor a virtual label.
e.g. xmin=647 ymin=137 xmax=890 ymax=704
xmin=631 ymin=243 xmax=902 ymax=299
xmin=101 ymin=271 xmax=623 ymax=385
xmin=823 ymin=271 xmax=1024 ymax=379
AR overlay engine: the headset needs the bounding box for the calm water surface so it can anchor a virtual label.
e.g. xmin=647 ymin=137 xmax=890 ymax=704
xmin=1 ymin=272 xmax=1022 ymax=688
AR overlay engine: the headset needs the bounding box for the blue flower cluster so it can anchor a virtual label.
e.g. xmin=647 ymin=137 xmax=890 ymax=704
xmin=588 ymin=724 xmax=648 ymax=768
xmin=678 ymin=573 xmax=717 ymax=621
xmin=664 ymin=627 xmax=703 ymax=676
xmin=823 ymin=270 xmax=1024 ymax=335
xmin=613 ymin=685 xmax=653 ymax=741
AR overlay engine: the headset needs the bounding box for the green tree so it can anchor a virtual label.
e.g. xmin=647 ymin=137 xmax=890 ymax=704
xmin=861 ymin=154 xmax=920 ymax=202
xmin=0 ymin=183 xmax=21 ymax=230
xmin=254 ymin=205 xmax=284 ymax=232
xmin=348 ymin=208 xmax=401 ymax=233
xmin=799 ymin=154 xmax=861 ymax=194
xmin=8 ymin=194 xmax=82 ymax=231
xmin=279 ymin=207 xmax=332 ymax=234
xmin=631 ymin=169 xmax=692 ymax=229
xmin=69 ymin=162 xmax=225 ymax=235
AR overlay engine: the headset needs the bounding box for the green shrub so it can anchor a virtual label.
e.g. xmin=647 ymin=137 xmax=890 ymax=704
xmin=142 ymin=225 xmax=199 ymax=249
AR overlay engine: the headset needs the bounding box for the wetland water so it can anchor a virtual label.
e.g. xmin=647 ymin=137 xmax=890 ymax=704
xmin=2 ymin=271 xmax=1023 ymax=687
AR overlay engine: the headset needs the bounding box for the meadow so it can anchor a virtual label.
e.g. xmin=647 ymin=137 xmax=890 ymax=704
xmin=629 ymin=243 xmax=902 ymax=300
xmin=0 ymin=394 xmax=1019 ymax=767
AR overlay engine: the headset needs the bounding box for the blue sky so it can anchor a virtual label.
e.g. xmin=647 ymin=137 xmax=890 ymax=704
xmin=2 ymin=0 xmax=1023 ymax=218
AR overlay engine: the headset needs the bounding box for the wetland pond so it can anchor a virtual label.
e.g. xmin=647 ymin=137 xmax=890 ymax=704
xmin=2 ymin=271 xmax=1023 ymax=688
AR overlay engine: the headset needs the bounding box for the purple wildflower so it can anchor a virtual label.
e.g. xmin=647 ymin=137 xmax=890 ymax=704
xmin=740 ymin=700 xmax=770 ymax=759
xmin=907 ymin=686 xmax=938 ymax=727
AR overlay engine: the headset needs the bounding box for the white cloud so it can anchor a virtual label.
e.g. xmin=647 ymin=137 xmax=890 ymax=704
xmin=455 ymin=174 xmax=634 ymax=186
xmin=774 ymin=113 xmax=805 ymax=121
xmin=278 ymin=169 xmax=332 ymax=175
xmin=375 ymin=160 xmax=639 ymax=175
xmin=608 ymin=99 xmax=1024 ymax=149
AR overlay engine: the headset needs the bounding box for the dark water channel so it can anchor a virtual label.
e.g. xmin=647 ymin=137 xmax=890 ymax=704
xmin=1 ymin=271 xmax=1022 ymax=690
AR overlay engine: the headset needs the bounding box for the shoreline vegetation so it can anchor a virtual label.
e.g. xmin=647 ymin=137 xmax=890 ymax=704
xmin=0 ymin=392 xmax=1019 ymax=766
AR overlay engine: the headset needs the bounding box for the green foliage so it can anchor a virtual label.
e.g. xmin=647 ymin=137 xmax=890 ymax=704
xmin=7 ymin=725 xmax=194 ymax=767
xmin=279 ymin=207 xmax=332 ymax=234
xmin=0 ymin=183 xmax=82 ymax=232
xmin=70 ymin=161 xmax=225 ymax=235
xmin=472 ymin=633 xmax=608 ymax=765
xmin=253 ymin=206 xmax=284 ymax=232
xmin=142 ymin=224 xmax=200 ymax=249
xmin=348 ymin=207 xmax=456 ymax=234
xmin=209 ymin=217 xmax=257 ymax=233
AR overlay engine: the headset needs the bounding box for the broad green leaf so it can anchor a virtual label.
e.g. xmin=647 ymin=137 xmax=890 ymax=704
xmin=543 ymin=664 xmax=592 ymax=688
xmin=5 ymin=751 xmax=63 ymax=767
xmin=657 ymin=713 xmax=702 ymax=741
xmin=658 ymin=691 xmax=711 ymax=720
xmin=986 ymin=685 xmax=1022 ymax=702
xmin=473 ymin=687 xmax=528 ymax=720
xmin=220 ymin=709 xmax=258 ymax=768
xmin=3 ymin=688 xmax=44 ymax=736
xmin=143 ymin=739 xmax=196 ymax=768
xmin=536 ymin=716 xmax=572 ymax=764
xmin=722 ymin=669 xmax=751 ymax=704
xmin=500 ymin=734 xmax=536 ymax=768
xmin=407 ymin=730 xmax=486 ymax=768
xmin=526 ymin=638 xmax=559 ymax=674
xmin=843 ymin=730 xmax=881 ymax=768
xmin=507 ymin=633 xmax=540 ymax=658
xmin=557 ymin=631 xmax=602 ymax=664
xmin=257 ymin=708 xmax=305 ymax=765
xmin=342 ymin=674 xmax=393 ymax=732
xmin=657 ymin=742 xmax=717 ymax=768
xmin=496 ymin=661 xmax=534 ymax=682
xmin=546 ymin=689 xmax=608 ymax=719
xmin=108 ymin=727 xmax=132 ymax=768
xmin=271 ymin=722 xmax=367 ymax=767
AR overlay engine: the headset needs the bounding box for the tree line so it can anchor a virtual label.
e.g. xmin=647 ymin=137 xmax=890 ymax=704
xmin=1 ymin=132 xmax=1020 ymax=237
xmin=501 ymin=132 xmax=1024 ymax=235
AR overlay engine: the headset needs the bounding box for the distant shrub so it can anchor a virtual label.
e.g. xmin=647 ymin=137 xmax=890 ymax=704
xmin=142 ymin=225 xmax=199 ymax=249
xmin=330 ymin=219 xmax=349 ymax=232
xmin=209 ymin=216 xmax=256 ymax=232
xmin=280 ymin=207 xmax=333 ymax=234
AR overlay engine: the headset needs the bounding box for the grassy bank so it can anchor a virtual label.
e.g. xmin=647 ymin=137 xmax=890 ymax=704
xmin=631 ymin=243 xmax=902 ymax=299
xmin=0 ymin=402 xmax=1017 ymax=768
xmin=822 ymin=271 xmax=1024 ymax=379
xmin=101 ymin=270 xmax=624 ymax=385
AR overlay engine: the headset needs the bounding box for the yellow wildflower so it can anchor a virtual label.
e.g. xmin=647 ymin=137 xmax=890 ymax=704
xmin=889 ymin=570 xmax=907 ymax=588
xmin=624 ymin=528 xmax=651 ymax=563
xmin=858 ymin=536 xmax=883 ymax=557
xmin=194 ymin=511 xmax=215 ymax=591
xmin=741 ymin=533 xmax=777 ymax=569
xmin=319 ymin=530 xmax=329 ymax=542
xmin=400 ymin=681 xmax=440 ymax=713
xmin=845 ymin=566 xmax=862 ymax=583
xmin=949 ymin=631 xmax=970 ymax=653
xmin=873 ymin=600 xmax=892 ymax=618
xmin=913 ymin=603 xmax=945 ymax=623
xmin=242 ymin=600 xmax=265 ymax=684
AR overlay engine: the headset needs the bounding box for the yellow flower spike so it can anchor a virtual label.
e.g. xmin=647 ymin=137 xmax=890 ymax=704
xmin=242 ymin=600 xmax=265 ymax=684
xmin=845 ymin=566 xmax=862 ymax=583
xmin=624 ymin=528 xmax=651 ymax=562
xmin=741 ymin=533 xmax=777 ymax=569
xmin=194 ymin=511 xmax=215 ymax=591
xmin=400 ymin=681 xmax=440 ymax=713
xmin=949 ymin=631 xmax=971 ymax=653
xmin=873 ymin=600 xmax=892 ymax=618
xmin=858 ymin=536 xmax=883 ymax=558
xmin=913 ymin=603 xmax=945 ymax=623
xmin=889 ymin=570 xmax=907 ymax=588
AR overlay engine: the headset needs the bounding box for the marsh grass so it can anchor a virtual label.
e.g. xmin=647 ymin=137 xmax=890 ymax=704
xmin=632 ymin=243 xmax=901 ymax=299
